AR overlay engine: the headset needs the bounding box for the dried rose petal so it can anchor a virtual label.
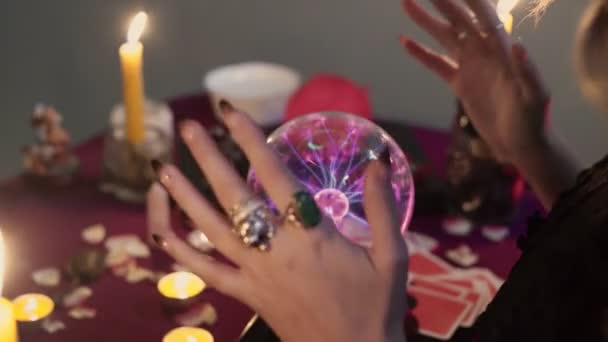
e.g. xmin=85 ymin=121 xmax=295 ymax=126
xmin=442 ymin=217 xmax=473 ymax=236
xmin=62 ymin=286 xmax=93 ymax=308
xmin=105 ymin=234 xmax=140 ymax=251
xmin=68 ymin=306 xmax=96 ymax=320
xmin=111 ymin=258 xmax=137 ymax=277
xmin=481 ymin=225 xmax=510 ymax=242
xmin=124 ymin=240 xmax=150 ymax=258
xmin=81 ymin=224 xmax=106 ymax=245
xmin=42 ymin=318 xmax=66 ymax=334
xmin=125 ymin=266 xmax=154 ymax=284
xmin=175 ymin=302 xmax=218 ymax=327
xmin=445 ymin=245 xmax=479 ymax=268
xmin=32 ymin=267 xmax=61 ymax=287
xmin=200 ymin=303 xmax=218 ymax=326
xmin=105 ymin=250 xmax=131 ymax=268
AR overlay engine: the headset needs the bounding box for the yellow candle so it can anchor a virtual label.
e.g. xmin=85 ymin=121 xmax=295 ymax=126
xmin=163 ymin=327 xmax=214 ymax=342
xmin=0 ymin=298 xmax=17 ymax=342
xmin=0 ymin=232 xmax=18 ymax=342
xmin=12 ymin=294 xmax=54 ymax=322
xmin=501 ymin=13 xmax=513 ymax=34
xmin=119 ymin=11 xmax=148 ymax=145
xmin=157 ymin=272 xmax=205 ymax=299
xmin=497 ymin=0 xmax=518 ymax=34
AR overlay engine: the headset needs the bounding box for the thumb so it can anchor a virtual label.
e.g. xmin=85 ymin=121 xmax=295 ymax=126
xmin=363 ymin=150 xmax=408 ymax=271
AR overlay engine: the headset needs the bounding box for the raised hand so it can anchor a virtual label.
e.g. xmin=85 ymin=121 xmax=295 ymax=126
xmin=401 ymin=0 xmax=549 ymax=163
xmin=401 ymin=0 xmax=582 ymax=209
xmin=148 ymin=104 xmax=408 ymax=342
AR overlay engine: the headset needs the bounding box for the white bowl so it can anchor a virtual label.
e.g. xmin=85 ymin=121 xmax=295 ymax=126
xmin=204 ymin=62 xmax=301 ymax=125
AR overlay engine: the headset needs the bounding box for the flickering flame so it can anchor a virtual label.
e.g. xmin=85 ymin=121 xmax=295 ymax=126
xmin=174 ymin=272 xmax=189 ymax=298
xmin=497 ymin=0 xmax=518 ymax=16
xmin=23 ymin=298 xmax=37 ymax=316
xmin=127 ymin=11 xmax=148 ymax=43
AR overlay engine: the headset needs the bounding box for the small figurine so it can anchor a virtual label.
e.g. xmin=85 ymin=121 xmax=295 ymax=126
xmin=22 ymin=104 xmax=79 ymax=184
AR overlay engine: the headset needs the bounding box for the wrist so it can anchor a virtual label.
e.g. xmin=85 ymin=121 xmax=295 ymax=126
xmin=509 ymin=130 xmax=555 ymax=170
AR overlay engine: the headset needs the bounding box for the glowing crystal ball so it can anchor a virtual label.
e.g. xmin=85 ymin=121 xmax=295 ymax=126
xmin=248 ymin=112 xmax=415 ymax=247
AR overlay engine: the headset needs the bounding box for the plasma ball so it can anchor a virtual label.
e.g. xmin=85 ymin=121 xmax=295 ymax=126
xmin=248 ymin=112 xmax=415 ymax=247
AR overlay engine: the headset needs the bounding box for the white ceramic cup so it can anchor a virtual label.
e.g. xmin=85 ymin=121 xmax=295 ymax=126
xmin=204 ymin=62 xmax=301 ymax=125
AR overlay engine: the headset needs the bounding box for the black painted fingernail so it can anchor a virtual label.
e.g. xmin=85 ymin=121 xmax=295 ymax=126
xmin=152 ymin=234 xmax=168 ymax=249
xmin=219 ymin=99 xmax=235 ymax=114
xmin=378 ymin=147 xmax=391 ymax=166
xmin=150 ymin=159 xmax=163 ymax=174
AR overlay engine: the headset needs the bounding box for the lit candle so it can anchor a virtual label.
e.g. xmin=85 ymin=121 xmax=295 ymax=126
xmin=0 ymin=232 xmax=18 ymax=342
xmin=12 ymin=294 xmax=54 ymax=322
xmin=119 ymin=11 xmax=148 ymax=145
xmin=163 ymin=327 xmax=214 ymax=342
xmin=157 ymin=272 xmax=205 ymax=299
xmin=497 ymin=0 xmax=519 ymax=34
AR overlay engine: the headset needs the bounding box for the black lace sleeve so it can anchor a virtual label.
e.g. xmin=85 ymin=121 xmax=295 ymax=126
xmin=475 ymin=155 xmax=608 ymax=342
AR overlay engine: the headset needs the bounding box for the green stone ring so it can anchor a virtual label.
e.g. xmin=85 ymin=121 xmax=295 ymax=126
xmin=283 ymin=191 xmax=322 ymax=229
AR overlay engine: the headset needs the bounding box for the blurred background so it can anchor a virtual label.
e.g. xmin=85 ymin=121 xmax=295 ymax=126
xmin=0 ymin=0 xmax=605 ymax=179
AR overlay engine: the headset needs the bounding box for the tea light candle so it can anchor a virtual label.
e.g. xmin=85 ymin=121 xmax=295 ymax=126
xmin=158 ymin=272 xmax=205 ymax=299
xmin=163 ymin=327 xmax=214 ymax=342
xmin=0 ymin=232 xmax=18 ymax=342
xmin=12 ymin=294 xmax=54 ymax=322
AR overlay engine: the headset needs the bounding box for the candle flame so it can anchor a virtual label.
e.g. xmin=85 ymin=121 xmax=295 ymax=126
xmin=127 ymin=11 xmax=148 ymax=43
xmin=497 ymin=0 xmax=518 ymax=17
xmin=23 ymin=298 xmax=37 ymax=315
xmin=0 ymin=230 xmax=5 ymax=297
xmin=174 ymin=272 xmax=189 ymax=298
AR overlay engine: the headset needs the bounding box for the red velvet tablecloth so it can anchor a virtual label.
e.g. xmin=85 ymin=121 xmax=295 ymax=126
xmin=0 ymin=94 xmax=538 ymax=341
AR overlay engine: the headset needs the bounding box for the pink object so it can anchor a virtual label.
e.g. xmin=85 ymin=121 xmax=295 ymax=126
xmin=284 ymin=74 xmax=372 ymax=121
xmin=248 ymin=112 xmax=414 ymax=247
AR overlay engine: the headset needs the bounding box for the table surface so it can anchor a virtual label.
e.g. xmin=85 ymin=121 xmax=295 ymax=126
xmin=0 ymin=94 xmax=538 ymax=342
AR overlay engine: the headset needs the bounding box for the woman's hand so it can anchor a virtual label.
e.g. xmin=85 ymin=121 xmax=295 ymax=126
xmin=401 ymin=0 xmax=581 ymax=209
xmin=147 ymin=105 xmax=408 ymax=342
xmin=401 ymin=0 xmax=549 ymax=163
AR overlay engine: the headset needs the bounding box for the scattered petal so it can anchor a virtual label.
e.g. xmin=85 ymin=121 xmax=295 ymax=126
xmin=125 ymin=240 xmax=150 ymax=258
xmin=81 ymin=224 xmax=106 ymax=245
xmin=42 ymin=318 xmax=66 ymax=334
xmin=68 ymin=306 xmax=96 ymax=320
xmin=405 ymin=232 xmax=438 ymax=252
xmin=445 ymin=245 xmax=479 ymax=268
xmin=175 ymin=303 xmax=218 ymax=327
xmin=443 ymin=217 xmax=474 ymax=236
xmin=111 ymin=258 xmax=137 ymax=277
xmin=125 ymin=266 xmax=154 ymax=284
xmin=62 ymin=286 xmax=93 ymax=308
xmin=200 ymin=303 xmax=218 ymax=326
xmin=32 ymin=267 xmax=61 ymax=287
xmin=105 ymin=250 xmax=131 ymax=268
xmin=481 ymin=225 xmax=510 ymax=242
xmin=105 ymin=234 xmax=140 ymax=252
